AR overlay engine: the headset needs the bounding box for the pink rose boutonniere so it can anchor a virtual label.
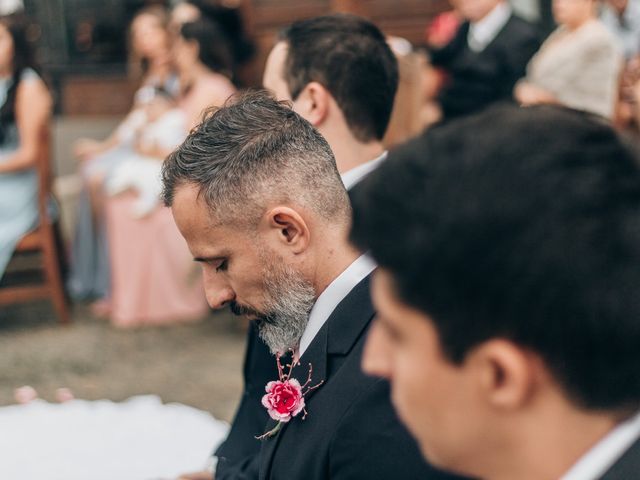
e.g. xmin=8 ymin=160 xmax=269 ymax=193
xmin=256 ymin=351 xmax=323 ymax=440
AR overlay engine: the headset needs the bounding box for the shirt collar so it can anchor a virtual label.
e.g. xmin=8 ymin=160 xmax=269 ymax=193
xmin=298 ymin=254 xmax=376 ymax=356
xmin=467 ymin=2 xmax=512 ymax=52
xmin=561 ymin=410 xmax=640 ymax=480
xmin=340 ymin=151 xmax=388 ymax=190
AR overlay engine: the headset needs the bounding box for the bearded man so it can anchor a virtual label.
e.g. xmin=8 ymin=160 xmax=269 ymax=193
xmin=162 ymin=90 xmax=466 ymax=480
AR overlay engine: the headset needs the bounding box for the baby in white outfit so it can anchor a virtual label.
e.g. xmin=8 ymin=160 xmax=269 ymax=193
xmin=106 ymin=88 xmax=186 ymax=218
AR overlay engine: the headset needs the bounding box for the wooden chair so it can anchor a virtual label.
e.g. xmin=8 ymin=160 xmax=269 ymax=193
xmin=0 ymin=126 xmax=71 ymax=324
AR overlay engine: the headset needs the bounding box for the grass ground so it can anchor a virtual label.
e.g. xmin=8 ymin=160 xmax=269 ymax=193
xmin=0 ymin=301 xmax=246 ymax=423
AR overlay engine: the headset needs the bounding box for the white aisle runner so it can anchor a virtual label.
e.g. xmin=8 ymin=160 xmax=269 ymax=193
xmin=0 ymin=395 xmax=229 ymax=480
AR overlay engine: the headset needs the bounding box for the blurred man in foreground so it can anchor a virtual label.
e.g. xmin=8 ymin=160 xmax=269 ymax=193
xmin=350 ymin=105 xmax=640 ymax=479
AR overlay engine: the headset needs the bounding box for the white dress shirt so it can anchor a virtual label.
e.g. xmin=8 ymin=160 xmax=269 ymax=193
xmin=340 ymin=152 xmax=387 ymax=190
xmin=467 ymin=2 xmax=512 ymax=52
xmin=561 ymin=410 xmax=640 ymax=480
xmin=298 ymin=253 xmax=376 ymax=357
xmin=297 ymin=153 xmax=384 ymax=356
xmin=600 ymin=0 xmax=640 ymax=59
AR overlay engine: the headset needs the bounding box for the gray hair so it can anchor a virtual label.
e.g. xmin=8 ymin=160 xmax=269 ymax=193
xmin=161 ymin=89 xmax=351 ymax=228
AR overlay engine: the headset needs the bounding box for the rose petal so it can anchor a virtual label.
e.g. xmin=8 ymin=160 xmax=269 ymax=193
xmin=265 ymin=381 xmax=278 ymax=393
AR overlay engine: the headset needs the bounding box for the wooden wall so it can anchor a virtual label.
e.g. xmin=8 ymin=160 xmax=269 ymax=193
xmin=240 ymin=0 xmax=449 ymax=86
xmin=62 ymin=0 xmax=449 ymax=115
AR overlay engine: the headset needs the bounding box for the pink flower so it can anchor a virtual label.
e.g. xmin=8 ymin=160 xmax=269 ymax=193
xmin=261 ymin=379 xmax=305 ymax=422
xmin=255 ymin=351 xmax=324 ymax=440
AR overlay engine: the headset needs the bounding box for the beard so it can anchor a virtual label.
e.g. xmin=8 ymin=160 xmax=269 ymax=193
xmin=229 ymin=249 xmax=316 ymax=355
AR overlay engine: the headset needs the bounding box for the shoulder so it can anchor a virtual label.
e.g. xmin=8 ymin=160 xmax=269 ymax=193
xmin=16 ymin=68 xmax=48 ymax=97
xmin=578 ymin=21 xmax=622 ymax=57
xmin=19 ymin=67 xmax=40 ymax=83
xmin=197 ymin=73 xmax=236 ymax=97
xmin=329 ymin=378 xmax=463 ymax=479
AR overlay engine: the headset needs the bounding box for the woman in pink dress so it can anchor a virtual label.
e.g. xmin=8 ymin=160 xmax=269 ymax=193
xmin=68 ymin=6 xmax=177 ymax=305
xmin=106 ymin=18 xmax=236 ymax=327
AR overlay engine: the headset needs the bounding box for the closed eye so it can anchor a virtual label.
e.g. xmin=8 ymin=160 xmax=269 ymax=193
xmin=215 ymin=259 xmax=228 ymax=273
xmin=193 ymin=255 xmax=229 ymax=273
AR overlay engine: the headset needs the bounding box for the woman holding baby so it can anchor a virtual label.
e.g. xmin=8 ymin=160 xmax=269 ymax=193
xmin=69 ymin=6 xmax=236 ymax=326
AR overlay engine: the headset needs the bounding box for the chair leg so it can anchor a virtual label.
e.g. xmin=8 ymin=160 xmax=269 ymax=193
xmin=42 ymin=223 xmax=71 ymax=324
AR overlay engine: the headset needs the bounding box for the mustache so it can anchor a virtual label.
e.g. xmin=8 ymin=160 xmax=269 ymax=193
xmin=229 ymin=301 xmax=276 ymax=325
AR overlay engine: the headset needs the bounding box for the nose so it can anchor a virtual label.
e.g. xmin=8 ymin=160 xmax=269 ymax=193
xmin=362 ymin=320 xmax=392 ymax=379
xmin=202 ymin=269 xmax=235 ymax=309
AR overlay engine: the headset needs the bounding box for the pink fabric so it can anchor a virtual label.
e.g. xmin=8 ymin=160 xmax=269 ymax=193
xmin=106 ymin=193 xmax=208 ymax=327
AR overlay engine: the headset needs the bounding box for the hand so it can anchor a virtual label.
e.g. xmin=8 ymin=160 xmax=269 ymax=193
xmin=73 ymin=138 xmax=103 ymax=161
xmin=177 ymin=471 xmax=213 ymax=480
xmin=515 ymin=82 xmax=556 ymax=106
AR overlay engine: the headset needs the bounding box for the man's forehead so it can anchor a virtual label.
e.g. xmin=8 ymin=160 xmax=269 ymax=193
xmin=172 ymin=184 xmax=224 ymax=230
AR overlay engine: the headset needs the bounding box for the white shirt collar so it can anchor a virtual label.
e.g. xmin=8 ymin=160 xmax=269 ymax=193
xmin=561 ymin=410 xmax=640 ymax=480
xmin=340 ymin=151 xmax=388 ymax=190
xmin=298 ymin=254 xmax=376 ymax=357
xmin=467 ymin=2 xmax=512 ymax=52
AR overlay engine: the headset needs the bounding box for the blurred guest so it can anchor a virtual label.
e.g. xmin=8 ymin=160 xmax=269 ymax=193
xmin=104 ymin=18 xmax=235 ymax=327
xmin=170 ymin=0 xmax=255 ymax=84
xmin=172 ymin=18 xmax=235 ymax=129
xmin=74 ymin=6 xmax=177 ymax=164
xmin=0 ymin=13 xmax=52 ymax=280
xmin=601 ymin=0 xmax=640 ymax=60
xmin=105 ymin=87 xmax=185 ymax=218
xmin=600 ymin=0 xmax=640 ymax=127
xmin=515 ymin=0 xmax=622 ymax=119
xmin=67 ymin=6 xmax=175 ymax=304
xmin=169 ymin=0 xmax=201 ymax=32
xmin=263 ymin=14 xmax=398 ymax=187
xmin=350 ymin=104 xmax=640 ymax=480
xmin=428 ymin=0 xmax=540 ymax=122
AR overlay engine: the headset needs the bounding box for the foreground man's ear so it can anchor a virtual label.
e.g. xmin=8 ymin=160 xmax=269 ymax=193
xmin=474 ymin=339 xmax=540 ymax=410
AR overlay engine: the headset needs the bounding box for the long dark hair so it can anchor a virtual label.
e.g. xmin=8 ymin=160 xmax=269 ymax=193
xmin=180 ymin=18 xmax=232 ymax=77
xmin=0 ymin=13 xmax=38 ymax=143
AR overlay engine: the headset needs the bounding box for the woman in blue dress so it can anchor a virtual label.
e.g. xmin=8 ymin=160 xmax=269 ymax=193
xmin=0 ymin=13 xmax=52 ymax=280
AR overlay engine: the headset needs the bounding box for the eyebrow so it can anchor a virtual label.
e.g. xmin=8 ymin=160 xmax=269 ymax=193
xmin=193 ymin=255 xmax=227 ymax=263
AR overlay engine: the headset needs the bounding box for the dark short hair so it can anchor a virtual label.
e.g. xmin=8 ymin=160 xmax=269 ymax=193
xmin=162 ymin=89 xmax=350 ymax=227
xmin=180 ymin=18 xmax=232 ymax=75
xmin=279 ymin=14 xmax=398 ymax=142
xmin=350 ymin=104 xmax=640 ymax=412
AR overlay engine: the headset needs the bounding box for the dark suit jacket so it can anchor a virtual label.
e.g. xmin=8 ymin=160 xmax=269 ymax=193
xmin=216 ymin=275 xmax=468 ymax=480
xmin=259 ymin=275 xmax=467 ymax=480
xmin=215 ymin=323 xmax=277 ymax=480
xmin=599 ymin=435 xmax=640 ymax=479
xmin=430 ymin=14 xmax=540 ymax=120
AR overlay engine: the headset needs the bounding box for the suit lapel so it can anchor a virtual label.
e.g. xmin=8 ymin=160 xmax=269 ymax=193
xmin=259 ymin=274 xmax=374 ymax=479
xmin=326 ymin=274 xmax=374 ymax=356
xmin=599 ymin=435 xmax=640 ymax=480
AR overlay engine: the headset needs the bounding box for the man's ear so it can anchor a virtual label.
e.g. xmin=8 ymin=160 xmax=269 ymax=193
xmin=261 ymin=206 xmax=310 ymax=255
xmin=473 ymin=340 xmax=540 ymax=410
xmin=295 ymin=81 xmax=330 ymax=127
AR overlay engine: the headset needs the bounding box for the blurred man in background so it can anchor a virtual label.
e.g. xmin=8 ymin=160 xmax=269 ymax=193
xmin=427 ymin=0 xmax=540 ymax=121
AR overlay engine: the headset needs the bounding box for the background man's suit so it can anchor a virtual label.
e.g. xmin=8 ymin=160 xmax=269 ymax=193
xmin=430 ymin=13 xmax=540 ymax=120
